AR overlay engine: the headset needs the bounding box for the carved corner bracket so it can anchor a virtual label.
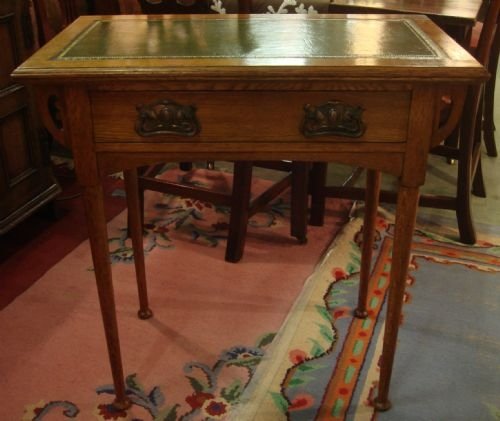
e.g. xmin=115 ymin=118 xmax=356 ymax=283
xmin=302 ymin=101 xmax=366 ymax=138
xmin=135 ymin=99 xmax=200 ymax=137
xmin=35 ymin=87 xmax=67 ymax=147
xmin=431 ymin=86 xmax=466 ymax=149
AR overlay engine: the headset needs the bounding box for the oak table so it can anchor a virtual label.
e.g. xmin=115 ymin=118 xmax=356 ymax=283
xmin=12 ymin=14 xmax=487 ymax=412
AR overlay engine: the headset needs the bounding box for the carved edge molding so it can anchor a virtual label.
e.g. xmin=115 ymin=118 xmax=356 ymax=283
xmin=302 ymin=100 xmax=366 ymax=138
xmin=135 ymin=99 xmax=200 ymax=137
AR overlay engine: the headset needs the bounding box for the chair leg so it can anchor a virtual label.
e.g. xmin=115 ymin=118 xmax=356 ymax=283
xmin=309 ymin=162 xmax=328 ymax=226
xmin=123 ymin=168 xmax=153 ymax=320
xmin=444 ymin=126 xmax=461 ymax=165
xmin=128 ymin=169 xmax=146 ymax=238
xmin=472 ymin=157 xmax=486 ymax=198
xmin=483 ymin=29 xmax=499 ymax=157
xmin=290 ymin=162 xmax=308 ymax=244
xmin=472 ymin=103 xmax=487 ymax=198
xmin=456 ymin=160 xmax=476 ymax=245
xmin=444 ymin=125 xmax=460 ymax=150
xmin=225 ymin=161 xmax=253 ymax=263
xmin=456 ymin=91 xmax=478 ymax=245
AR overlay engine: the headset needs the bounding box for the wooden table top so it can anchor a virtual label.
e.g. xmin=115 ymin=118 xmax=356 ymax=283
xmin=331 ymin=0 xmax=484 ymax=24
xmin=13 ymin=14 xmax=486 ymax=83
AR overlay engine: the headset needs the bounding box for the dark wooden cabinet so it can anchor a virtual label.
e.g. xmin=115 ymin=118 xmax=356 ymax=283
xmin=0 ymin=0 xmax=60 ymax=234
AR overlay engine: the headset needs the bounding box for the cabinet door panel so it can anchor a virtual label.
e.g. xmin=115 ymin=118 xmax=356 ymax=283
xmin=0 ymin=0 xmax=60 ymax=234
xmin=0 ymin=13 xmax=17 ymax=90
xmin=1 ymin=106 xmax=34 ymax=182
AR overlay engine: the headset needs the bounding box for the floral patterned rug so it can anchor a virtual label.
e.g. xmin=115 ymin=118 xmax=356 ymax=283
xmin=0 ymin=165 xmax=350 ymax=420
xmin=4 ymin=163 xmax=499 ymax=420
xmin=236 ymin=207 xmax=500 ymax=420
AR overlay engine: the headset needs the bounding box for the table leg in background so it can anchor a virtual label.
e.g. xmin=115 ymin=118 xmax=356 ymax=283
xmin=355 ymin=169 xmax=381 ymax=318
xmin=123 ymin=168 xmax=153 ymax=319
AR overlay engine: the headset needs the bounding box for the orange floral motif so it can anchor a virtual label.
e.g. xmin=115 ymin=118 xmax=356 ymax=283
xmin=288 ymin=393 xmax=315 ymax=411
xmin=289 ymin=349 xmax=308 ymax=364
xmin=331 ymin=267 xmax=348 ymax=281
xmin=332 ymin=306 xmax=352 ymax=320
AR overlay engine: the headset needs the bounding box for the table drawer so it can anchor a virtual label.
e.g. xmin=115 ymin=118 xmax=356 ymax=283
xmin=91 ymin=91 xmax=410 ymax=143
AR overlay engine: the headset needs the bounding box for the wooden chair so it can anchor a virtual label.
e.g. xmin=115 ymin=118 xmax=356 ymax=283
xmin=138 ymin=0 xmax=213 ymax=14
xmin=470 ymin=16 xmax=500 ymax=197
xmin=31 ymin=0 xmax=80 ymax=45
xmin=473 ymin=0 xmax=499 ymax=159
xmin=310 ymin=0 xmax=500 ymax=245
xmin=32 ymin=0 xmax=124 ymax=46
xmin=134 ymin=0 xmax=309 ymax=263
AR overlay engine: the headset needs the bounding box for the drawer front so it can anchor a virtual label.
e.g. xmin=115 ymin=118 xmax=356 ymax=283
xmin=91 ymin=91 xmax=410 ymax=143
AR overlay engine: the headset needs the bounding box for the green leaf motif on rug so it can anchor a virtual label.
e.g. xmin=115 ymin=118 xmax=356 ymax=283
xmin=327 ymin=298 xmax=348 ymax=306
xmin=316 ymin=322 xmax=335 ymax=342
xmin=315 ymin=304 xmax=333 ymax=323
xmin=339 ymin=279 xmax=359 ymax=286
xmin=186 ymin=375 xmax=208 ymax=393
xmin=309 ymin=338 xmax=326 ymax=357
xmin=297 ymin=361 xmax=328 ymax=372
xmin=346 ymin=261 xmax=359 ymax=275
xmin=287 ymin=375 xmax=315 ymax=388
xmin=288 ymin=377 xmax=306 ymax=387
xmin=256 ymin=332 xmax=276 ymax=348
xmin=270 ymin=391 xmax=289 ymax=413
xmin=126 ymin=373 xmax=145 ymax=393
xmin=228 ymin=355 xmax=262 ymax=368
xmin=221 ymin=379 xmax=244 ymax=402
xmin=154 ymin=404 xmax=180 ymax=421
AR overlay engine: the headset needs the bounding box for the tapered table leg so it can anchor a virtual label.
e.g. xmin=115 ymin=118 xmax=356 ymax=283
xmin=374 ymin=185 xmax=419 ymax=411
xmin=124 ymin=168 xmax=153 ymax=320
xmin=355 ymin=169 xmax=381 ymax=319
xmin=82 ymin=184 xmax=131 ymax=410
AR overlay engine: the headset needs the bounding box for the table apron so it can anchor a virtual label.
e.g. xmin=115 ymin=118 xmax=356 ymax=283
xmin=95 ymin=148 xmax=406 ymax=178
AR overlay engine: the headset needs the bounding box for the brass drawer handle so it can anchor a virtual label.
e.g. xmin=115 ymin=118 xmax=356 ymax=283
xmin=302 ymin=101 xmax=365 ymax=138
xmin=135 ymin=99 xmax=200 ymax=137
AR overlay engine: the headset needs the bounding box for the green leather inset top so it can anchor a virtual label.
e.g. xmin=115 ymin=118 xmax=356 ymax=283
xmin=56 ymin=17 xmax=442 ymax=60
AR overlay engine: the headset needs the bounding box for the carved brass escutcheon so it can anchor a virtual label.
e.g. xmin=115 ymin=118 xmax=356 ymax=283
xmin=135 ymin=99 xmax=200 ymax=137
xmin=302 ymin=101 xmax=365 ymax=138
